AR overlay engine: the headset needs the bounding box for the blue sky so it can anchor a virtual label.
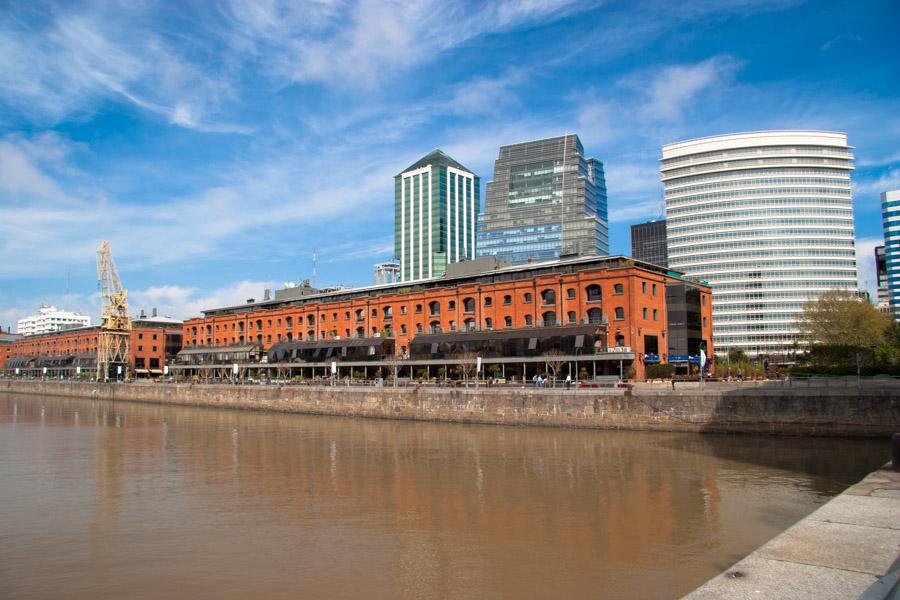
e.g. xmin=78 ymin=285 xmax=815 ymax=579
xmin=1 ymin=0 xmax=898 ymax=328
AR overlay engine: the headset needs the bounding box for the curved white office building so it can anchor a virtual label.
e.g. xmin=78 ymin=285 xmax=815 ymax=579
xmin=661 ymin=131 xmax=858 ymax=357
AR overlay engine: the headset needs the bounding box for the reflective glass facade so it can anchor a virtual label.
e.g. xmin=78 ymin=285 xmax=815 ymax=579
xmin=477 ymin=135 xmax=608 ymax=264
xmin=394 ymin=150 xmax=480 ymax=282
xmin=630 ymin=220 xmax=668 ymax=267
xmin=662 ymin=131 xmax=858 ymax=357
xmin=881 ymin=190 xmax=900 ymax=320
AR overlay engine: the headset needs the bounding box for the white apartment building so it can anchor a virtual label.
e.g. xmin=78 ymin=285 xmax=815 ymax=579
xmin=17 ymin=305 xmax=91 ymax=336
xmin=661 ymin=131 xmax=858 ymax=357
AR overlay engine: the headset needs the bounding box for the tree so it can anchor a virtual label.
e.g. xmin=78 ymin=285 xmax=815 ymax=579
xmin=801 ymin=289 xmax=890 ymax=347
xmin=543 ymin=349 xmax=566 ymax=387
xmin=728 ymin=348 xmax=748 ymax=363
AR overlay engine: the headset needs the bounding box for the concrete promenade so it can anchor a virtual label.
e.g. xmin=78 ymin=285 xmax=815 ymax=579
xmin=683 ymin=465 xmax=900 ymax=599
xmin=2 ymin=378 xmax=899 ymax=437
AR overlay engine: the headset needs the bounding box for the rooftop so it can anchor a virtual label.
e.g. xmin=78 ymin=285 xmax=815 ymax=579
xmin=399 ymin=149 xmax=472 ymax=175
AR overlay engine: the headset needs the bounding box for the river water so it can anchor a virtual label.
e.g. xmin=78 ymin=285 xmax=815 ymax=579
xmin=0 ymin=392 xmax=886 ymax=599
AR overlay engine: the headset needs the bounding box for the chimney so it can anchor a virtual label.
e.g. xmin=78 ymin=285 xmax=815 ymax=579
xmin=152 ymin=307 xmax=158 ymax=317
xmin=139 ymin=309 xmax=146 ymax=318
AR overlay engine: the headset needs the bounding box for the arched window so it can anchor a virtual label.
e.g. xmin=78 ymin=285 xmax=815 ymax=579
xmin=504 ymin=316 xmax=512 ymax=328
xmin=429 ymin=301 xmax=440 ymax=316
xmin=415 ymin=304 xmax=423 ymax=314
xmin=542 ymin=311 xmax=556 ymax=326
xmin=503 ymin=294 xmax=512 ymax=305
xmin=484 ymin=296 xmax=493 ymax=307
xmin=371 ymin=326 xmax=378 ymax=335
xmin=416 ymin=323 xmax=422 ymax=333
xmin=541 ymin=289 xmax=556 ymax=305
xmin=524 ymin=292 xmax=533 ymax=303
xmin=462 ymin=297 xmax=475 ymax=313
xmin=524 ymin=314 xmax=533 ymax=326
xmin=286 ymin=332 xmax=293 ymax=341
xmin=586 ymin=284 xmax=602 ymax=302
xmin=587 ymin=308 xmax=603 ymax=324
xmin=256 ymin=319 xmax=263 ymax=330
xmin=285 ymin=317 xmax=293 ymax=329
xmin=356 ymin=326 xmax=365 ymax=338
xmin=464 ymin=318 xmax=475 ymax=330
xmin=383 ymin=306 xmax=393 ymax=319
xmin=238 ymin=322 xmax=245 ymax=332
xmin=567 ymin=311 xmax=576 ymax=324
xmin=566 ymin=288 xmax=576 ymax=299
xmin=485 ymin=317 xmax=493 ymax=329
xmin=429 ymin=320 xmax=441 ymax=333
xmin=448 ymin=300 xmax=456 ymax=310
xmin=307 ymin=314 xmax=315 ymax=326
xmin=307 ymin=329 xmax=315 ymax=340
xmin=615 ymin=334 xmax=625 ymax=347
xmin=613 ymin=283 xmax=624 ymax=294
xmin=614 ymin=307 xmax=624 ymax=320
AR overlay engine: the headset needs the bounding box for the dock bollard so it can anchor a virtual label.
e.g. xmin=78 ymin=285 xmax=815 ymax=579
xmin=893 ymin=433 xmax=900 ymax=472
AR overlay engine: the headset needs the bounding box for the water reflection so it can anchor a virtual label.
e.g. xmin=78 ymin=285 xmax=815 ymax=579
xmin=0 ymin=393 xmax=885 ymax=600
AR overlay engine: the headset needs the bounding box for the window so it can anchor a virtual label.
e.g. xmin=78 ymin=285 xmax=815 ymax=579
xmin=567 ymin=311 xmax=576 ymax=324
xmin=615 ymin=334 xmax=625 ymax=347
xmin=485 ymin=317 xmax=493 ymax=329
xmin=256 ymin=319 xmax=263 ymax=330
xmin=149 ymin=358 xmax=159 ymax=369
xmin=525 ymin=314 xmax=533 ymax=326
xmin=503 ymin=295 xmax=512 ymax=305
xmin=653 ymin=309 xmax=658 ymax=321
xmin=332 ymin=313 xmax=338 ymax=321
xmin=541 ymin=289 xmax=556 ymax=305
xmin=703 ymin=317 xmax=708 ymax=327
xmin=652 ymin=283 xmax=657 ymax=296
xmin=383 ymin=306 xmax=393 ymax=319
xmin=614 ymin=307 xmax=624 ymax=320
xmin=587 ymin=308 xmax=602 ymax=323
xmin=463 ymin=297 xmax=475 ymax=313
xmin=566 ymin=288 xmax=576 ymax=299
xmin=138 ymin=345 xmax=143 ymax=352
xmin=400 ymin=306 xmax=407 ymax=315
xmin=586 ymin=284 xmax=602 ymax=302
xmin=430 ymin=320 xmax=442 ymax=333
xmin=504 ymin=316 xmax=512 ymax=328
xmin=307 ymin=315 xmax=315 ymax=326
xmin=355 ymin=309 xmax=364 ymax=321
xmin=267 ymin=335 xmax=272 ymax=342
xmin=642 ymin=282 xmax=647 ymax=293
xmin=448 ymin=300 xmax=456 ymax=310
xmin=429 ymin=301 xmax=440 ymax=315
xmin=642 ymin=308 xmax=648 ymax=319
xmin=356 ymin=326 xmax=365 ymax=337
xmin=401 ymin=324 xmax=407 ymax=334
xmin=542 ymin=311 xmax=556 ymax=326
xmin=152 ymin=346 xmax=157 ymax=352
xmin=416 ymin=324 xmax=422 ymax=333
xmin=344 ymin=312 xmax=350 ymax=319
xmin=464 ymin=318 xmax=475 ymax=331
xmin=135 ymin=357 xmax=145 ymax=368
xmin=613 ymin=283 xmax=624 ymax=295
xmin=702 ymin=295 xmax=707 ymax=305
xmin=449 ymin=320 xmax=456 ymax=329
xmin=484 ymin=296 xmax=493 ymax=307
xmin=415 ymin=304 xmax=423 ymax=314
xmin=267 ymin=320 xmax=272 ymax=327
xmin=371 ymin=308 xmax=377 ymax=318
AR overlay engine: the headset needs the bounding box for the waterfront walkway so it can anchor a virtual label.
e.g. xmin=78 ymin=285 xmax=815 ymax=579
xmin=683 ymin=465 xmax=900 ymax=599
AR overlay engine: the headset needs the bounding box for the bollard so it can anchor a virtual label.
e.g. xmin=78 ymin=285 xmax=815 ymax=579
xmin=893 ymin=433 xmax=900 ymax=472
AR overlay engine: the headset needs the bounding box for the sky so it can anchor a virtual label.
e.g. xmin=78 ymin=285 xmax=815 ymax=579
xmin=1 ymin=0 xmax=898 ymax=330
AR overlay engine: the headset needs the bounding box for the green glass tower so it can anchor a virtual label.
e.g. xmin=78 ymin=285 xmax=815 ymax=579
xmin=394 ymin=150 xmax=480 ymax=282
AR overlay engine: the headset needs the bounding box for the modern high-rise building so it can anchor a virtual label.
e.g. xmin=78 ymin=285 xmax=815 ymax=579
xmin=881 ymin=189 xmax=900 ymax=321
xmin=630 ymin=220 xmax=668 ymax=267
xmin=476 ymin=134 xmax=608 ymax=264
xmin=875 ymin=244 xmax=890 ymax=312
xmin=17 ymin=305 xmax=91 ymax=336
xmin=394 ymin=150 xmax=479 ymax=282
xmin=662 ymin=131 xmax=858 ymax=357
xmin=373 ymin=261 xmax=401 ymax=286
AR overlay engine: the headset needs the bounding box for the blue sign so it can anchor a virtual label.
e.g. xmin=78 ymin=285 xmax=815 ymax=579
xmin=644 ymin=353 xmax=660 ymax=364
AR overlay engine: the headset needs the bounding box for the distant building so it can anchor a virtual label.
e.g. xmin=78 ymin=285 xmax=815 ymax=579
xmin=477 ymin=134 xmax=608 ymax=265
xmin=882 ymin=190 xmax=900 ymax=320
xmin=17 ymin=305 xmax=91 ymax=336
xmin=373 ymin=261 xmax=401 ymax=286
xmin=630 ymin=220 xmax=668 ymax=267
xmin=663 ymin=131 xmax=858 ymax=357
xmin=875 ymin=245 xmax=890 ymax=312
xmin=394 ymin=150 xmax=479 ymax=282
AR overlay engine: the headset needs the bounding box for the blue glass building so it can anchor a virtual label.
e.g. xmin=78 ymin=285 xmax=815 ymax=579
xmin=881 ymin=189 xmax=900 ymax=320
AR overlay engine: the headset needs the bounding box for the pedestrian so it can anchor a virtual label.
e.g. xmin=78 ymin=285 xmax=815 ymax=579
xmin=533 ymin=373 xmax=539 ymax=388
xmin=538 ymin=375 xmax=544 ymax=388
xmin=565 ymin=373 xmax=572 ymax=389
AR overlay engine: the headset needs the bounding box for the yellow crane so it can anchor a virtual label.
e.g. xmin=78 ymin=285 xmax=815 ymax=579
xmin=96 ymin=241 xmax=131 ymax=381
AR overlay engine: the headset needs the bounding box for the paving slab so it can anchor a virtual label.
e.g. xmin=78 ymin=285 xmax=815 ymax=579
xmin=758 ymin=520 xmax=900 ymax=575
xmin=685 ymin=555 xmax=877 ymax=600
xmin=809 ymin=494 xmax=900 ymax=530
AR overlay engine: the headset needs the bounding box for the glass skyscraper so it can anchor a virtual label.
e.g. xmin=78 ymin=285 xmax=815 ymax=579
xmin=881 ymin=189 xmax=900 ymax=320
xmin=394 ymin=150 xmax=479 ymax=282
xmin=630 ymin=220 xmax=668 ymax=267
xmin=476 ymin=135 xmax=608 ymax=264
xmin=662 ymin=131 xmax=858 ymax=357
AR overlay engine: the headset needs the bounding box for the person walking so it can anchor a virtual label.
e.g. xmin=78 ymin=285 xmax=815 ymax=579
xmin=565 ymin=373 xmax=572 ymax=389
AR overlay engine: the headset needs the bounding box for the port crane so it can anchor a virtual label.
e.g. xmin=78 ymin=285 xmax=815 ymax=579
xmin=96 ymin=241 xmax=130 ymax=381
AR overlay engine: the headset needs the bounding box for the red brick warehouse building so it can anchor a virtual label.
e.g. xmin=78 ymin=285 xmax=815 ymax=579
xmin=3 ymin=315 xmax=183 ymax=377
xmin=180 ymin=256 xmax=713 ymax=380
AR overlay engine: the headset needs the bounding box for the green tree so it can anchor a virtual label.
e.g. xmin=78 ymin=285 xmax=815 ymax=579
xmin=728 ymin=348 xmax=748 ymax=363
xmin=800 ymin=289 xmax=890 ymax=347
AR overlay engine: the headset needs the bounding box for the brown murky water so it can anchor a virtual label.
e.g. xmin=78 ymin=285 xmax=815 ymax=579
xmin=0 ymin=392 xmax=886 ymax=599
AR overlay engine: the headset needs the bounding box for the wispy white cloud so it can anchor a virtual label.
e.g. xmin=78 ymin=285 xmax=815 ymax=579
xmin=855 ymin=236 xmax=883 ymax=301
xmin=130 ymin=280 xmax=274 ymax=320
xmin=853 ymin=168 xmax=900 ymax=197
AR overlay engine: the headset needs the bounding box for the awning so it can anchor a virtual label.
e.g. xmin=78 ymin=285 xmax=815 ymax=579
xmin=411 ymin=324 xmax=602 ymax=346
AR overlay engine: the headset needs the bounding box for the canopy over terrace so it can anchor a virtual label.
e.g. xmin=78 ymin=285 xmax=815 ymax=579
xmin=267 ymin=337 xmax=395 ymax=363
xmin=408 ymin=324 xmax=607 ymax=359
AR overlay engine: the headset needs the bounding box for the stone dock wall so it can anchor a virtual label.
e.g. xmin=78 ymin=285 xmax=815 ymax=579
xmin=3 ymin=379 xmax=899 ymax=437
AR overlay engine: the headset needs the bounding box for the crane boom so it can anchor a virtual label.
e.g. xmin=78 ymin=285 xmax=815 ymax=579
xmin=96 ymin=241 xmax=130 ymax=381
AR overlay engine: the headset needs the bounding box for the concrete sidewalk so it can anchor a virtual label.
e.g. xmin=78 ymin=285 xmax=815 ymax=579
xmin=683 ymin=467 xmax=900 ymax=599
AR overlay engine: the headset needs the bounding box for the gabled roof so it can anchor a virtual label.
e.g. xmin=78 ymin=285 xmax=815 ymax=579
xmin=399 ymin=149 xmax=472 ymax=175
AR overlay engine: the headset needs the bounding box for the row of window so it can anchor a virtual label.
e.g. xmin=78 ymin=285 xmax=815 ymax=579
xmin=670 ymin=207 xmax=853 ymax=226
xmin=671 ymin=249 xmax=855 ymax=264
xmin=668 ymin=217 xmax=854 ymax=236
xmin=663 ymin=167 xmax=849 ymax=187
xmin=662 ymin=145 xmax=851 ymax=167
xmin=710 ymin=278 xmax=857 ymax=291
xmin=663 ymin=157 xmax=850 ymax=179
xmin=666 ymin=177 xmax=850 ymax=197
xmin=667 ymin=196 xmax=853 ymax=217
xmin=667 ymin=186 xmax=850 ymax=206
xmin=668 ymin=227 xmax=854 ymax=245
xmin=669 ymin=236 xmax=853 ymax=255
